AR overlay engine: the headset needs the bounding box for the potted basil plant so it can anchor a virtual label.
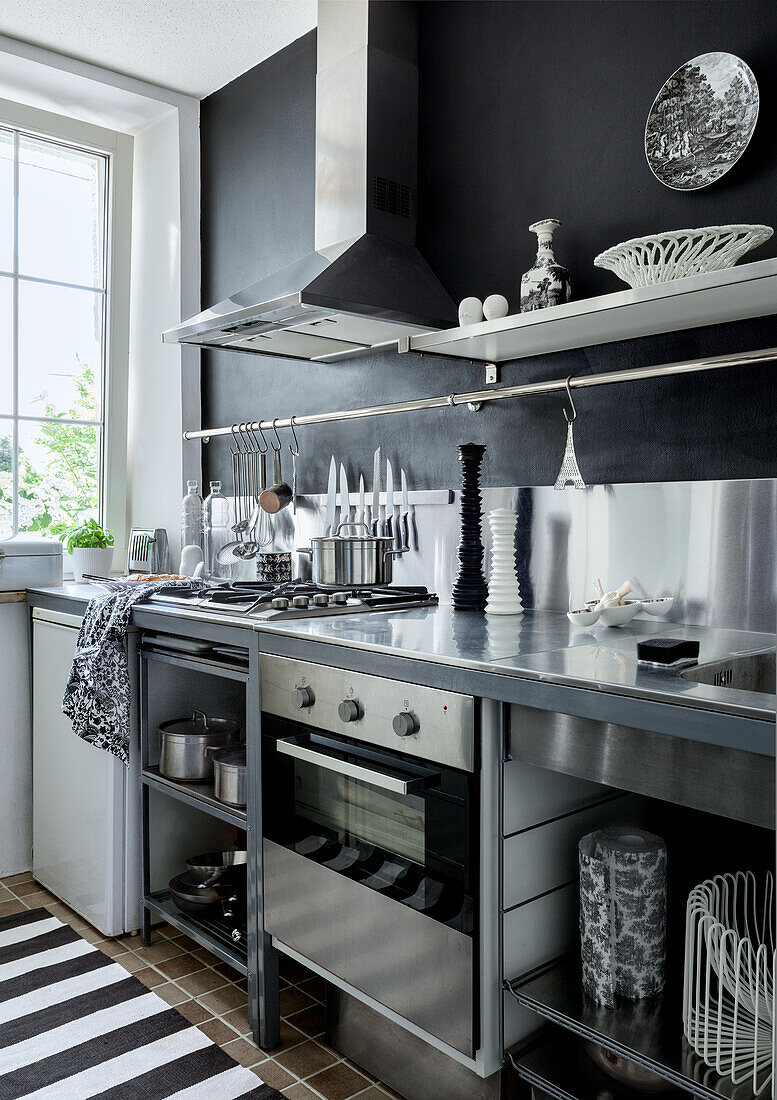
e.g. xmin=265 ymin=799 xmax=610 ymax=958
xmin=64 ymin=519 xmax=115 ymax=583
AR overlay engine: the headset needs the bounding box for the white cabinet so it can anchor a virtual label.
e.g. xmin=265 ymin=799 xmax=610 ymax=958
xmin=0 ymin=599 xmax=32 ymax=875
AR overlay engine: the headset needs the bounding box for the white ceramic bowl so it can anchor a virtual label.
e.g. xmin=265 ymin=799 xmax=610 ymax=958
xmin=567 ymin=608 xmax=600 ymax=629
xmin=594 ymin=225 xmax=773 ymax=288
xmin=639 ymin=597 xmax=674 ymax=617
xmin=598 ymin=602 xmax=642 ymax=627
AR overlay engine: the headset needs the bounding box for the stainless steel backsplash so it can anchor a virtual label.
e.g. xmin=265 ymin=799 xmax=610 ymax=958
xmin=228 ymin=478 xmax=776 ymax=633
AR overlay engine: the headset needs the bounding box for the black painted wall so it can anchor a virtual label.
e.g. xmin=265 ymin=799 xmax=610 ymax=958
xmin=201 ymin=3 xmax=777 ymax=494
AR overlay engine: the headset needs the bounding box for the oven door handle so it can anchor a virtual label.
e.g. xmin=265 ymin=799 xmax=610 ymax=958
xmin=275 ymin=734 xmax=439 ymax=795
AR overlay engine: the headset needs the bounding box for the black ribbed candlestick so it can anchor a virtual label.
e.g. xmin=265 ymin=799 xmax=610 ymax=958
xmin=451 ymin=443 xmax=488 ymax=611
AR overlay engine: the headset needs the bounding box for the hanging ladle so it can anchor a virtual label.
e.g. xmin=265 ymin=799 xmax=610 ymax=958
xmin=237 ymin=424 xmax=273 ymax=556
xmin=259 ymin=419 xmax=293 ymax=514
xmin=217 ymin=425 xmax=252 ymax=563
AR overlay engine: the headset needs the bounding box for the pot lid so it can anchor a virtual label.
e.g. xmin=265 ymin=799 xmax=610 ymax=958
xmin=159 ymin=711 xmax=241 ymax=738
xmin=0 ymin=535 xmax=63 ymax=557
xmin=312 ymin=522 xmax=392 ymax=544
xmin=213 ymin=747 xmax=247 ymax=768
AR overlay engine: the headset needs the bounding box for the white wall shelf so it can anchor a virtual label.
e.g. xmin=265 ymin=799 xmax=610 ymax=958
xmin=398 ymin=257 xmax=777 ymax=365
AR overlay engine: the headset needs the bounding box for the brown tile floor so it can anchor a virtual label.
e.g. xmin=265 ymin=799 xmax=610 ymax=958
xmin=0 ymin=874 xmax=403 ymax=1100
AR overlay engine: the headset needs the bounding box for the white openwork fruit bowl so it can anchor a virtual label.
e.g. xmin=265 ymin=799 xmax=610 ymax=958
xmin=683 ymin=871 xmax=775 ymax=1096
xmin=594 ymin=224 xmax=773 ymax=288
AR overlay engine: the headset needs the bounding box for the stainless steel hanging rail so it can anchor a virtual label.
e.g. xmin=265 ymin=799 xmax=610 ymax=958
xmin=183 ymin=345 xmax=777 ymax=441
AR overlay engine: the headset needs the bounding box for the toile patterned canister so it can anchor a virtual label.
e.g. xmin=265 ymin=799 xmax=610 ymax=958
xmin=255 ymin=552 xmax=292 ymax=584
xmin=578 ymin=826 xmax=667 ymax=1008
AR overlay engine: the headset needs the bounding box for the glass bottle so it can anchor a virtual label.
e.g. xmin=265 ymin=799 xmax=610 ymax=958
xmin=181 ymin=480 xmax=203 ymax=551
xmin=203 ymin=480 xmax=231 ymax=579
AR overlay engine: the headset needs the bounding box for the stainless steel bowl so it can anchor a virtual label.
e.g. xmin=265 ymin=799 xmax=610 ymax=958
xmin=584 ymin=1043 xmax=672 ymax=1092
xmin=185 ymin=850 xmax=248 ymax=883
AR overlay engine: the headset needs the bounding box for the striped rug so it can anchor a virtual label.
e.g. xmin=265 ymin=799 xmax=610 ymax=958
xmin=0 ymin=908 xmax=284 ymax=1098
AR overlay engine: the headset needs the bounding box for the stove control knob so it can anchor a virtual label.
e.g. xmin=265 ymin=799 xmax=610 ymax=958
xmin=393 ymin=711 xmax=419 ymax=737
xmin=293 ymin=686 xmax=315 ymax=709
xmin=332 ymin=592 xmax=349 ymax=605
xmin=312 ymin=594 xmax=329 ymax=606
xmin=271 ymin=597 xmax=290 ymax=610
xmin=292 ymin=595 xmax=310 ymax=609
xmin=338 ymin=699 xmax=362 ymax=723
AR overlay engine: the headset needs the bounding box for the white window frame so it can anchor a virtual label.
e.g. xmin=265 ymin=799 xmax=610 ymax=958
xmin=0 ymin=95 xmax=132 ymax=561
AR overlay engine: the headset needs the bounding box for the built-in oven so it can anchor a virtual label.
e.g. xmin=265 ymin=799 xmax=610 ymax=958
xmin=260 ymin=654 xmax=477 ymax=1056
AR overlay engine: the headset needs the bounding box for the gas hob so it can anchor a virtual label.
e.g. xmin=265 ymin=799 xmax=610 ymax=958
xmin=147 ymin=581 xmax=438 ymax=621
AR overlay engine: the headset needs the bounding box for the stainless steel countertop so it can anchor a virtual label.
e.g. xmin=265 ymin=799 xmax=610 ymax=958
xmin=26 ymin=587 xmax=775 ymax=722
xmin=257 ymin=605 xmax=776 ymax=722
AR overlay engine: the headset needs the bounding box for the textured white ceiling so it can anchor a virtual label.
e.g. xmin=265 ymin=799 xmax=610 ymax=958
xmin=0 ymin=0 xmax=317 ymax=98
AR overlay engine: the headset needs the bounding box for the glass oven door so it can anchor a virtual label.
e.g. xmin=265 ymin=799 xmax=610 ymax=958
xmin=263 ymin=719 xmax=474 ymax=935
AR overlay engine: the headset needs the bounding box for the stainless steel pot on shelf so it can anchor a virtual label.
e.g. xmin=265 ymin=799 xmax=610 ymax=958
xmin=297 ymin=522 xmax=406 ymax=586
xmin=159 ymin=711 xmax=241 ymax=782
xmin=212 ymin=746 xmax=247 ymax=807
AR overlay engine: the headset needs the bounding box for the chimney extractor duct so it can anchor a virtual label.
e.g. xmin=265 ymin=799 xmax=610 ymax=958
xmin=164 ymin=0 xmax=456 ymax=362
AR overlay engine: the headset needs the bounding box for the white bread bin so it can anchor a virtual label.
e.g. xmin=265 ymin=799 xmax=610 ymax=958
xmin=0 ymin=535 xmax=63 ymax=591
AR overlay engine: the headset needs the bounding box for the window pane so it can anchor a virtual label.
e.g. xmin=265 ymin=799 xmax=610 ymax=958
xmin=0 ymin=130 xmax=13 ymax=273
xmin=18 ymin=281 xmax=102 ymax=419
xmin=0 ymin=422 xmax=12 ymax=538
xmin=19 ymin=136 xmax=106 ymax=288
xmin=0 ymin=276 xmax=12 ymax=414
xmin=17 ymin=417 xmax=99 ymax=538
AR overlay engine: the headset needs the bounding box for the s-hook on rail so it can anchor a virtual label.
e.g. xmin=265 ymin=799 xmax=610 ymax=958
xmin=182 ymin=344 xmax=777 ymax=442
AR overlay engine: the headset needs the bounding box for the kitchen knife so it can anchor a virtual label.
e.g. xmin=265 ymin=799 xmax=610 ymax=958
xmin=358 ymin=475 xmax=365 ymax=527
xmin=371 ymin=447 xmax=381 ymax=534
xmin=385 ymin=459 xmax=395 ymax=542
xmin=400 ymin=468 xmax=410 ymax=551
xmin=339 ymin=463 xmax=350 ymax=529
xmin=325 ymin=456 xmax=337 ymax=535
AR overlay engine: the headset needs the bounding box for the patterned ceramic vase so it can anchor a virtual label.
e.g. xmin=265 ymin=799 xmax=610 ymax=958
xmin=520 ymin=219 xmax=571 ymax=311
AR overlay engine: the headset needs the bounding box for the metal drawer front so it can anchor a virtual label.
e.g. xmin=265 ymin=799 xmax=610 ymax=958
xmin=263 ymin=839 xmax=474 ymax=1056
xmin=508 ymin=703 xmax=774 ymax=829
xmin=260 ymin=654 xmax=475 ymax=771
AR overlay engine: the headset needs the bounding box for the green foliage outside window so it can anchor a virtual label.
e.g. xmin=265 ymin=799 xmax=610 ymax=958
xmin=0 ymin=363 xmax=99 ymax=537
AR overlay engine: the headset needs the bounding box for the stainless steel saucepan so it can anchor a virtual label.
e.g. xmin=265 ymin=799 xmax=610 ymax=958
xmin=159 ymin=711 xmax=241 ymax=782
xmin=297 ymin=522 xmax=407 ymax=586
xmin=211 ymin=746 xmax=247 ymax=807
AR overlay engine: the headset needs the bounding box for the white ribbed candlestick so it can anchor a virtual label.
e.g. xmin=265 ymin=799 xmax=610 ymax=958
xmin=485 ymin=508 xmax=523 ymax=616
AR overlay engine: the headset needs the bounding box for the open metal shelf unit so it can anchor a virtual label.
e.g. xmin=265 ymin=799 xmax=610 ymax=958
xmin=146 ymin=889 xmax=248 ymax=976
xmin=142 ymin=766 xmax=247 ymax=830
xmin=138 ymin=643 xmax=250 ymax=958
xmin=504 ymin=954 xmax=759 ymax=1099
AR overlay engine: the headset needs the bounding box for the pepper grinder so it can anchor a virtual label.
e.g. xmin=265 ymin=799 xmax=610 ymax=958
xmin=485 ymin=508 xmax=523 ymax=615
xmin=452 ymin=444 xmax=488 ymax=611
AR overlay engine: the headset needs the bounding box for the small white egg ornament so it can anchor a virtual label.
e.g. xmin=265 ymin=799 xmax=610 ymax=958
xmin=483 ymin=294 xmax=509 ymax=320
xmin=458 ymin=297 xmax=484 ymax=326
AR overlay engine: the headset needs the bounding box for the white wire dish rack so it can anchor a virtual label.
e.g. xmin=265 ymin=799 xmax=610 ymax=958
xmin=683 ymin=871 xmax=775 ymax=1096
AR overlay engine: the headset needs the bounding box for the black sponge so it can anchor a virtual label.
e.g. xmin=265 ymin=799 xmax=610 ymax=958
xmin=637 ymin=637 xmax=700 ymax=666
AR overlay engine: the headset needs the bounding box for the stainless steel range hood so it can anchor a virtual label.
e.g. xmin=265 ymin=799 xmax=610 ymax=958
xmin=164 ymin=0 xmax=456 ymax=362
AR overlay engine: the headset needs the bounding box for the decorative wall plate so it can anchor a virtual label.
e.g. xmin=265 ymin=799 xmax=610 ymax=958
xmin=645 ymin=52 xmax=758 ymax=191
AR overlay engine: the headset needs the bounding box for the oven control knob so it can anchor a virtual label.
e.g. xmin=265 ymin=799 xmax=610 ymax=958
xmin=312 ymin=594 xmax=329 ymax=606
xmin=338 ymin=699 xmax=362 ymax=722
xmin=332 ymin=592 xmax=349 ymax=605
xmin=271 ymin=597 xmax=290 ymax=610
xmin=292 ymin=595 xmax=310 ymax=609
xmin=392 ymin=712 xmax=419 ymax=737
xmin=293 ymin=686 xmax=315 ymax=709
